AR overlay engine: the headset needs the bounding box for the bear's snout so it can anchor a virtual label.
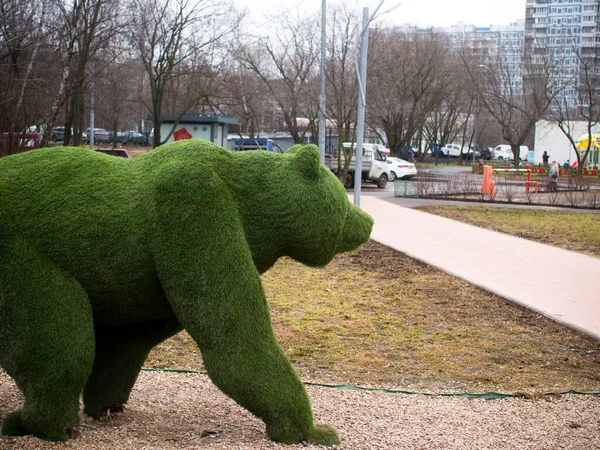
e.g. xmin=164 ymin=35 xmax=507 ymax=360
xmin=336 ymin=204 xmax=373 ymax=254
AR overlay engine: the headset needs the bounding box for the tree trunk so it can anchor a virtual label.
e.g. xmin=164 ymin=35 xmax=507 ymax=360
xmin=16 ymin=0 xmax=48 ymax=130
xmin=71 ymin=84 xmax=85 ymax=147
xmin=153 ymin=117 xmax=161 ymax=148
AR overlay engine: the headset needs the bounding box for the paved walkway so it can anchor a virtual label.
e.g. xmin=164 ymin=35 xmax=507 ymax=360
xmin=355 ymin=194 xmax=600 ymax=340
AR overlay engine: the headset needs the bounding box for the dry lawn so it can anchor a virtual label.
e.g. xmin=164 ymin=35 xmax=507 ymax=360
xmin=147 ymin=241 xmax=600 ymax=395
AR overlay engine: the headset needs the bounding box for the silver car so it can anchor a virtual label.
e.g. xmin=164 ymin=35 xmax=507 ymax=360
xmin=84 ymin=128 xmax=110 ymax=143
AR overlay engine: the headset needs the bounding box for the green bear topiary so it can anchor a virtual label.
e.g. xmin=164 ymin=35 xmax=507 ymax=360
xmin=0 ymin=140 xmax=373 ymax=445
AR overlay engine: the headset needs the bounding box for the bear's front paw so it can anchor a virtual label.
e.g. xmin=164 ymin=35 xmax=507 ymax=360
xmin=306 ymin=424 xmax=340 ymax=446
xmin=266 ymin=420 xmax=339 ymax=446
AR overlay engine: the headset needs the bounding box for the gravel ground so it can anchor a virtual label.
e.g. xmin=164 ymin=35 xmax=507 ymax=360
xmin=1 ymin=370 xmax=599 ymax=449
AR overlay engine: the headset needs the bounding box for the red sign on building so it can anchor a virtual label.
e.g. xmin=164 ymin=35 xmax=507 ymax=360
xmin=173 ymin=127 xmax=192 ymax=141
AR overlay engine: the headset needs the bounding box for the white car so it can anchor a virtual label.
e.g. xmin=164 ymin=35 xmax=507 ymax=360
xmin=441 ymin=143 xmax=471 ymax=157
xmin=386 ymin=157 xmax=417 ymax=181
xmin=493 ymin=144 xmax=529 ymax=161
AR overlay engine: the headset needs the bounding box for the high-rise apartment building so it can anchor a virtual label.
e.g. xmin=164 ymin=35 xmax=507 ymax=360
xmin=525 ymin=0 xmax=600 ymax=106
xmin=438 ymin=21 xmax=526 ymax=92
xmin=400 ymin=21 xmax=526 ymax=92
xmin=407 ymin=22 xmax=525 ymax=58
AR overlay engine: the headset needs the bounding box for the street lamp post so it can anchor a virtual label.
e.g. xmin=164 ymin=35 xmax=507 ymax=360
xmin=353 ymin=7 xmax=370 ymax=207
xmin=353 ymin=1 xmax=384 ymax=207
xmin=318 ymin=0 xmax=326 ymax=166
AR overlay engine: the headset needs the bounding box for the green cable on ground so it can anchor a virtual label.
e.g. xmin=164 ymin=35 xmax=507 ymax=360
xmin=141 ymin=368 xmax=600 ymax=399
xmin=143 ymin=367 xmax=198 ymax=374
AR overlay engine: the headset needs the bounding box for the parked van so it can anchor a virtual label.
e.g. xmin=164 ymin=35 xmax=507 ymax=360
xmin=325 ymin=142 xmax=390 ymax=188
xmin=493 ymin=144 xmax=529 ymax=161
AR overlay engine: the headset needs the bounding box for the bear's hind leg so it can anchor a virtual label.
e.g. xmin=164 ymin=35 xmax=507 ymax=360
xmin=83 ymin=317 xmax=182 ymax=418
xmin=0 ymin=238 xmax=95 ymax=441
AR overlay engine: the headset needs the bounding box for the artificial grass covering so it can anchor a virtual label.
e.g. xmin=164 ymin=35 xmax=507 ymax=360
xmin=0 ymin=141 xmax=373 ymax=445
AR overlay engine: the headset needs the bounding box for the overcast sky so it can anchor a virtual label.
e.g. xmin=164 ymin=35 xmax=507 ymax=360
xmin=237 ymin=0 xmax=527 ymax=28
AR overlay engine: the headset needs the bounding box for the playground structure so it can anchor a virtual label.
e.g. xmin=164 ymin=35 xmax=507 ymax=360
xmin=575 ymin=134 xmax=600 ymax=167
xmin=481 ymin=165 xmax=539 ymax=195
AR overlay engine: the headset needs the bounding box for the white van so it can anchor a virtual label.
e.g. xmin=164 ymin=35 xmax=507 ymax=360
xmin=493 ymin=144 xmax=529 ymax=161
xmin=325 ymin=143 xmax=390 ymax=188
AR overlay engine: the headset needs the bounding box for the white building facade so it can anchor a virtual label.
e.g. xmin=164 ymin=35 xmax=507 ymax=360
xmin=534 ymin=119 xmax=600 ymax=165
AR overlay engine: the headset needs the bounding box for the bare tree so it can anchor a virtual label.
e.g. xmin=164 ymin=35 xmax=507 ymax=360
xmin=428 ymin=53 xmax=477 ymax=162
xmin=40 ymin=0 xmax=82 ymax=145
xmin=44 ymin=0 xmax=122 ymax=147
xmin=368 ymin=28 xmax=453 ymax=159
xmin=462 ymin=44 xmax=557 ymax=168
xmin=14 ymin=0 xmax=49 ymax=122
xmin=322 ymin=5 xmax=359 ymax=181
xmin=222 ymin=64 xmax=275 ymax=137
xmin=96 ymin=59 xmax=146 ymax=147
xmin=129 ymin=0 xmax=239 ymax=148
xmin=174 ymin=33 xmax=237 ymax=119
xmin=69 ymin=0 xmax=118 ymax=146
xmin=0 ymin=0 xmax=54 ymax=153
xmin=473 ymin=107 xmax=504 ymax=149
xmin=420 ymin=72 xmax=466 ymax=161
xmin=235 ymin=13 xmax=320 ymax=144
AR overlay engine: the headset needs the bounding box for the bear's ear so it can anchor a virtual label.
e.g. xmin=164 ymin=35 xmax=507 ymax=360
xmin=285 ymin=144 xmax=303 ymax=155
xmin=286 ymin=144 xmax=320 ymax=180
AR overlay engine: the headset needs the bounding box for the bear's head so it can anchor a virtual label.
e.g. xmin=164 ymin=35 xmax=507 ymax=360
xmin=229 ymin=144 xmax=373 ymax=273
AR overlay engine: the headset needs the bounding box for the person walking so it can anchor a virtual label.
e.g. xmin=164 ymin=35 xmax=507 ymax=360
xmin=548 ymin=161 xmax=559 ymax=191
xmin=542 ymin=151 xmax=549 ymax=166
